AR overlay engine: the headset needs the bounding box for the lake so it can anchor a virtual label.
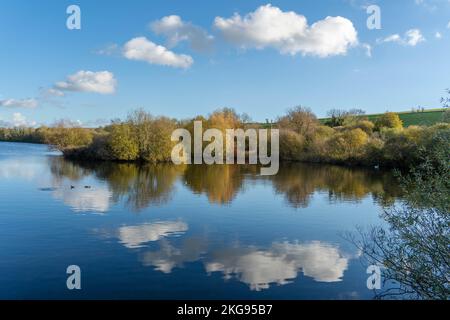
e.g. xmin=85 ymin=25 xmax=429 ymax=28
xmin=0 ymin=141 xmax=402 ymax=299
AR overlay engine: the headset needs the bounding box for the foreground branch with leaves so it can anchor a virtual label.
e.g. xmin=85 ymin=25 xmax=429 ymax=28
xmin=349 ymin=129 xmax=449 ymax=299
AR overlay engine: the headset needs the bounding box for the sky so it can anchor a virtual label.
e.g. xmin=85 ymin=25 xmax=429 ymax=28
xmin=0 ymin=0 xmax=449 ymax=127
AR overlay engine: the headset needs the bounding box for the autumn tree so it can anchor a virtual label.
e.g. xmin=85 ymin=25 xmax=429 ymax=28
xmin=375 ymin=112 xmax=403 ymax=130
xmin=277 ymin=106 xmax=318 ymax=138
xmin=44 ymin=121 xmax=93 ymax=150
xmin=107 ymin=123 xmax=139 ymax=160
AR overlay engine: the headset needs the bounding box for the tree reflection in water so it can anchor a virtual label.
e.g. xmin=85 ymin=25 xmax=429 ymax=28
xmin=48 ymin=158 xmax=402 ymax=212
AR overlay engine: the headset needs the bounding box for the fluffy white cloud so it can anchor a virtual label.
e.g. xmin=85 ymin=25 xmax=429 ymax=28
xmin=0 ymin=98 xmax=38 ymax=108
xmin=214 ymin=4 xmax=358 ymax=57
xmin=206 ymin=241 xmax=349 ymax=291
xmin=435 ymin=32 xmax=442 ymax=39
xmin=54 ymin=70 xmax=117 ymax=94
xmin=12 ymin=112 xmax=27 ymax=126
xmin=0 ymin=112 xmax=37 ymax=127
xmin=379 ymin=29 xmax=425 ymax=46
xmin=151 ymin=15 xmax=214 ymax=52
xmin=118 ymin=221 xmax=188 ymax=249
xmin=123 ymin=37 xmax=194 ymax=68
xmin=2 ymin=112 xmax=37 ymax=127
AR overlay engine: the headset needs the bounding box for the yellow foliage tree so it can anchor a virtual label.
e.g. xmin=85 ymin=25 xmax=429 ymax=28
xmin=375 ymin=112 xmax=403 ymax=130
xmin=107 ymin=123 xmax=139 ymax=160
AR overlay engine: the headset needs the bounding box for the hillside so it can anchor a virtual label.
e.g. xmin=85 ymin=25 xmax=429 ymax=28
xmin=320 ymin=109 xmax=446 ymax=127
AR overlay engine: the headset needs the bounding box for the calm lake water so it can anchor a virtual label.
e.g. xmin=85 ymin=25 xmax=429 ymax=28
xmin=0 ymin=142 xmax=402 ymax=299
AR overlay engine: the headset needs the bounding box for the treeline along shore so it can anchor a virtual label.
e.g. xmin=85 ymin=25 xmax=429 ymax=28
xmin=1 ymin=106 xmax=449 ymax=170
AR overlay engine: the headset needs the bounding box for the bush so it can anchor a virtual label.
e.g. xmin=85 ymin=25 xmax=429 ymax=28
xmin=375 ymin=112 xmax=403 ymax=130
xmin=348 ymin=120 xmax=375 ymax=135
xmin=279 ymin=129 xmax=305 ymax=161
xmin=44 ymin=126 xmax=93 ymax=150
xmin=364 ymin=137 xmax=384 ymax=165
xmin=107 ymin=124 xmax=139 ymax=161
xmin=327 ymin=128 xmax=369 ymax=162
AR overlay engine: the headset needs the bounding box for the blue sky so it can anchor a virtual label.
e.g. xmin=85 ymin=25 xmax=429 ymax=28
xmin=0 ymin=0 xmax=449 ymax=126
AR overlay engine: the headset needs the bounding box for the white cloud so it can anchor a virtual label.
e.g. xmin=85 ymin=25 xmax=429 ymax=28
xmin=0 ymin=98 xmax=38 ymax=108
xmin=361 ymin=43 xmax=372 ymax=57
xmin=118 ymin=221 xmax=188 ymax=249
xmin=12 ymin=112 xmax=27 ymax=126
xmin=435 ymin=31 xmax=442 ymax=39
xmin=95 ymin=43 xmax=119 ymax=56
xmin=206 ymin=241 xmax=349 ymax=291
xmin=405 ymin=29 xmax=425 ymax=46
xmin=214 ymin=4 xmax=358 ymax=57
xmin=151 ymin=15 xmax=214 ymax=52
xmin=54 ymin=70 xmax=117 ymax=94
xmin=381 ymin=34 xmax=402 ymax=44
xmin=46 ymin=88 xmax=65 ymax=97
xmin=379 ymin=28 xmax=425 ymax=46
xmin=0 ymin=112 xmax=38 ymax=127
xmin=123 ymin=37 xmax=194 ymax=68
xmin=52 ymin=119 xmax=83 ymax=127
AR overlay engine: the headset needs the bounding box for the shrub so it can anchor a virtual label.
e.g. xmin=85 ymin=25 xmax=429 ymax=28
xmin=375 ymin=112 xmax=403 ymax=130
xmin=279 ymin=129 xmax=305 ymax=161
xmin=348 ymin=120 xmax=375 ymax=135
xmin=107 ymin=124 xmax=139 ymax=161
xmin=44 ymin=126 xmax=93 ymax=150
xmin=327 ymin=128 xmax=368 ymax=162
xmin=381 ymin=126 xmax=425 ymax=167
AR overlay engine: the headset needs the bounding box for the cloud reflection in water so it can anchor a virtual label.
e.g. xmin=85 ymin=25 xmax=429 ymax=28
xmin=111 ymin=222 xmax=349 ymax=291
xmin=206 ymin=241 xmax=349 ymax=291
xmin=118 ymin=221 xmax=188 ymax=248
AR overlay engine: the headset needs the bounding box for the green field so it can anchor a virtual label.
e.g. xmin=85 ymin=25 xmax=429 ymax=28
xmin=320 ymin=109 xmax=446 ymax=127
